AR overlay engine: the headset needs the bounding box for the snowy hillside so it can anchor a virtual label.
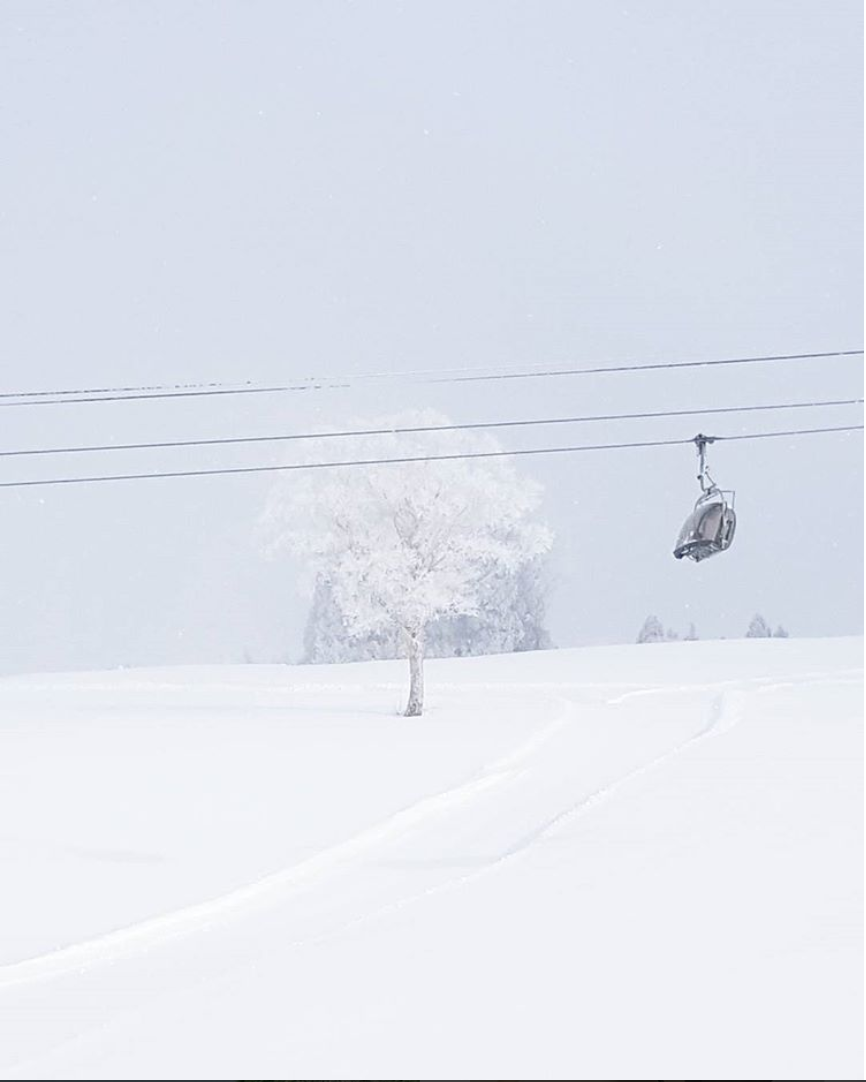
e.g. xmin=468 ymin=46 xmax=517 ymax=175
xmin=0 ymin=637 xmax=861 ymax=1080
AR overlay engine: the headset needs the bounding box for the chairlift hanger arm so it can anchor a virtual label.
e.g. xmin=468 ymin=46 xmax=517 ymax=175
xmin=693 ymin=433 xmax=718 ymax=493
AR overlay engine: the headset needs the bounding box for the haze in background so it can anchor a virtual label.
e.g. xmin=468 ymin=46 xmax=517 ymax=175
xmin=1 ymin=0 xmax=862 ymax=674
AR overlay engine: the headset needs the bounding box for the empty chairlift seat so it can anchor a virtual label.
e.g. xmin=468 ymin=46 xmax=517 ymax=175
xmin=673 ymin=489 xmax=736 ymax=562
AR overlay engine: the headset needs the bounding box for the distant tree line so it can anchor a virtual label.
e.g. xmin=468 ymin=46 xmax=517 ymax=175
xmin=636 ymin=613 xmax=789 ymax=643
xmin=745 ymin=613 xmax=789 ymax=639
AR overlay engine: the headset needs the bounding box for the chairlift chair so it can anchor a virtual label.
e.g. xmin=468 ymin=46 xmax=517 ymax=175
xmin=673 ymin=434 xmax=736 ymax=562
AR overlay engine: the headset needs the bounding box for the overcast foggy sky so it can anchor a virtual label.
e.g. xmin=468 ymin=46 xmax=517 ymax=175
xmin=1 ymin=0 xmax=863 ymax=674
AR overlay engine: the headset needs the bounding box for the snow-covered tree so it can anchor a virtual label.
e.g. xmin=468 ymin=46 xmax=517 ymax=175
xmin=772 ymin=624 xmax=789 ymax=638
xmin=302 ymin=574 xmax=403 ymax=663
xmin=261 ymin=411 xmax=553 ymax=715
xmin=637 ymin=615 xmax=665 ymax=644
xmin=303 ymin=557 xmax=553 ymax=663
xmin=746 ymin=613 xmax=772 ymax=638
xmin=684 ymin=622 xmax=699 ymax=641
xmin=431 ymin=557 xmax=551 ymax=656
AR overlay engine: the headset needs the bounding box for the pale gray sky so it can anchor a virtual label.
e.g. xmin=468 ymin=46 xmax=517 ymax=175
xmin=1 ymin=0 xmax=862 ymax=673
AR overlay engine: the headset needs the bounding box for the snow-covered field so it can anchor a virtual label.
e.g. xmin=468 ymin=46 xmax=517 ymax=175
xmin=0 ymin=638 xmax=861 ymax=1080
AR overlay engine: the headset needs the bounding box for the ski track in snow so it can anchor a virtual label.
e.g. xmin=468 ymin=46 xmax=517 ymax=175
xmin=0 ymin=690 xmax=572 ymax=988
xmin=0 ymin=668 xmax=857 ymax=991
xmin=218 ymin=669 xmax=856 ymax=956
xmin=296 ymin=689 xmax=745 ymax=945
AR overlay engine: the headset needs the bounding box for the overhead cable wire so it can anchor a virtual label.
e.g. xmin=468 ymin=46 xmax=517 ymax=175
xmin=16 ymin=348 xmax=858 ymax=395
xmin=1 ymin=349 xmax=861 ymax=406
xmin=0 ymin=397 xmax=862 ymax=459
xmin=0 ymin=424 xmax=860 ymax=490
xmin=426 ymin=349 xmax=866 ymax=385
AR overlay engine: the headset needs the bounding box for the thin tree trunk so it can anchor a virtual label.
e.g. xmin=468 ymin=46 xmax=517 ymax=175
xmin=404 ymin=627 xmax=424 ymax=717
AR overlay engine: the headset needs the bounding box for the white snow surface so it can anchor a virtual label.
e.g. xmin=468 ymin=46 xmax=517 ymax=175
xmin=0 ymin=637 xmax=862 ymax=1080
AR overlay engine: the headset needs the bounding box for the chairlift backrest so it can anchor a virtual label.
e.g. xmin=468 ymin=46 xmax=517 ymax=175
xmin=673 ymin=488 xmax=736 ymax=562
